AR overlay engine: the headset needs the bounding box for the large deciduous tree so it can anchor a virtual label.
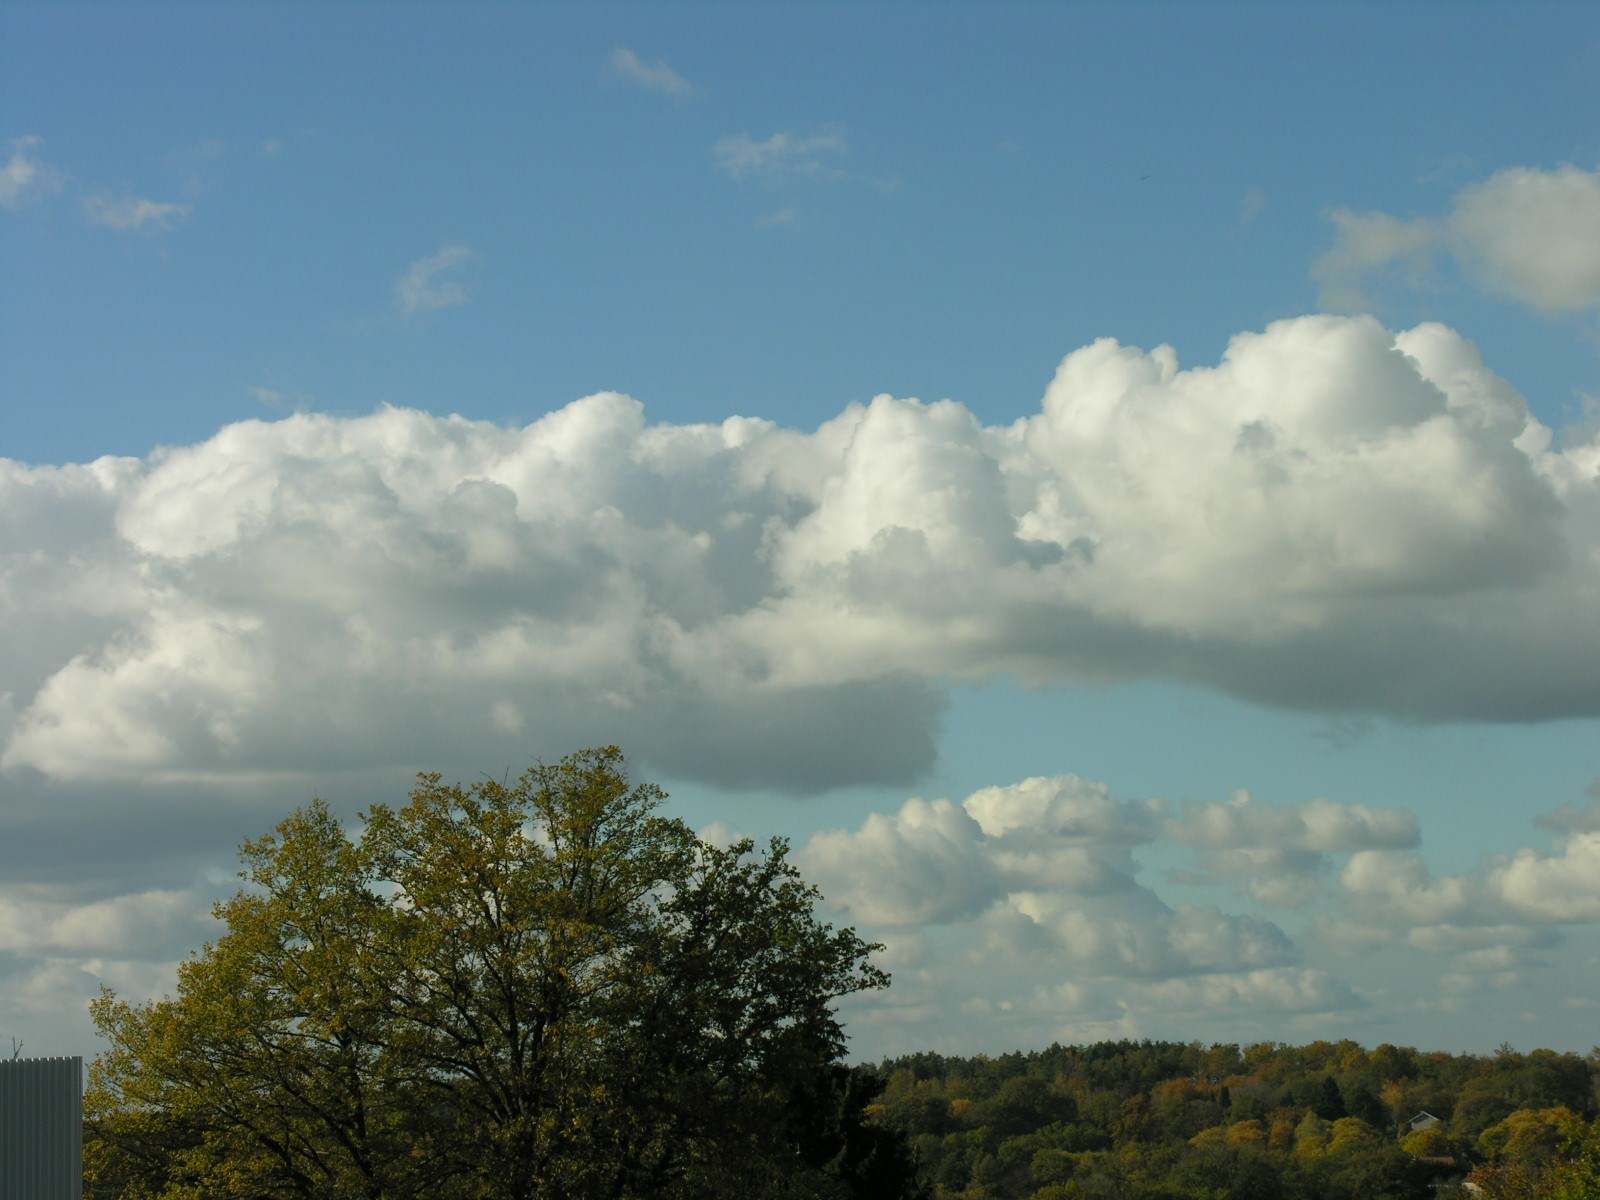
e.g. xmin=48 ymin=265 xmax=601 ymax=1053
xmin=86 ymin=747 xmax=922 ymax=1200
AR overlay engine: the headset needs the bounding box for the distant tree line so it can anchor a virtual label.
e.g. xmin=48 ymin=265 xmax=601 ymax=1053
xmin=858 ymin=1037 xmax=1600 ymax=1199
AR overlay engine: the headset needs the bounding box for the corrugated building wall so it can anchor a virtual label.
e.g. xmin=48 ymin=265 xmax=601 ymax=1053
xmin=0 ymin=1057 xmax=83 ymax=1200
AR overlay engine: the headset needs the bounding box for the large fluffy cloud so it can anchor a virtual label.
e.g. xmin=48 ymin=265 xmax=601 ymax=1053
xmin=3 ymin=315 xmax=1598 ymax=802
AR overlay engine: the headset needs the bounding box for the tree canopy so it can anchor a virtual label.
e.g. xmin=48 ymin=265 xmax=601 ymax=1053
xmin=85 ymin=747 xmax=923 ymax=1200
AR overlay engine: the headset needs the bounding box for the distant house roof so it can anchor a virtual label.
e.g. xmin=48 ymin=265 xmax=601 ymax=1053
xmin=1407 ymin=1110 xmax=1441 ymax=1131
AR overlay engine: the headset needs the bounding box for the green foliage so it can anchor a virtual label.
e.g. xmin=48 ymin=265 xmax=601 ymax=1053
xmin=1468 ymin=1116 xmax=1600 ymax=1199
xmin=1400 ymin=1124 xmax=1457 ymax=1159
xmin=1478 ymin=1108 xmax=1584 ymax=1164
xmin=864 ymin=1037 xmax=1599 ymax=1199
xmin=86 ymin=748 xmax=920 ymax=1200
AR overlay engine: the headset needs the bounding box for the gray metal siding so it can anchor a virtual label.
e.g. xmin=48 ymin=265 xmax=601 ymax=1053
xmin=0 ymin=1057 xmax=83 ymax=1200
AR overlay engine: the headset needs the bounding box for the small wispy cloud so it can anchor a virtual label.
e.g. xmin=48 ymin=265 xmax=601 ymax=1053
xmin=261 ymin=130 xmax=321 ymax=158
xmin=610 ymin=47 xmax=691 ymax=97
xmin=714 ymin=131 xmax=847 ymax=182
xmin=186 ymin=138 xmax=225 ymax=162
xmin=758 ymin=207 xmax=801 ymax=229
xmin=83 ymin=194 xmax=192 ymax=232
xmin=0 ymin=136 xmax=65 ymax=209
xmin=1239 ymin=187 xmax=1266 ymax=226
xmin=394 ymin=243 xmax=475 ymax=316
xmin=247 ymin=384 xmax=315 ymax=413
xmin=173 ymin=139 xmax=227 ymax=197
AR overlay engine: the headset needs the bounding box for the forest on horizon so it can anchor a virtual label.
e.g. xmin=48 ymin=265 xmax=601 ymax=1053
xmin=857 ymin=1034 xmax=1600 ymax=1198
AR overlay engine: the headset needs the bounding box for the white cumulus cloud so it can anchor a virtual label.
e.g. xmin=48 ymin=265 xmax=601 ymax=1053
xmin=798 ymin=769 xmax=1413 ymax=1053
xmin=1007 ymin=891 xmax=1296 ymax=977
xmin=1340 ymin=850 xmax=1477 ymax=926
xmin=802 ymin=798 xmax=997 ymax=926
xmin=1138 ymin=967 xmax=1359 ymax=1015
xmin=1168 ymin=791 xmax=1418 ymax=852
xmin=1316 ymin=162 xmax=1600 ymax=314
xmin=1167 ymin=790 xmax=1419 ymax=906
xmin=1491 ymin=832 xmax=1600 ymax=922
xmin=1338 ymin=800 xmax=1600 ymax=932
xmin=4 ymin=316 xmax=1599 ymax=802
xmin=804 ymin=773 xmax=1299 ymax=982
xmin=1450 ymin=165 xmax=1600 ymax=312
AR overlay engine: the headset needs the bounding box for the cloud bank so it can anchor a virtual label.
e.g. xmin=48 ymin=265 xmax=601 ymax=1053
xmin=4 ymin=315 xmax=1598 ymax=806
xmin=800 ymin=770 xmax=1600 ymax=1054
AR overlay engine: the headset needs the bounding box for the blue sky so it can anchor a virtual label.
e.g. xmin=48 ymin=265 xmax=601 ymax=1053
xmin=3 ymin=2 xmax=1599 ymax=1062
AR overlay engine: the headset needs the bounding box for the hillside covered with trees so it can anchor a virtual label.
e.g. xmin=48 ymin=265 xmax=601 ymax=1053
xmin=860 ymin=1037 xmax=1600 ymax=1199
